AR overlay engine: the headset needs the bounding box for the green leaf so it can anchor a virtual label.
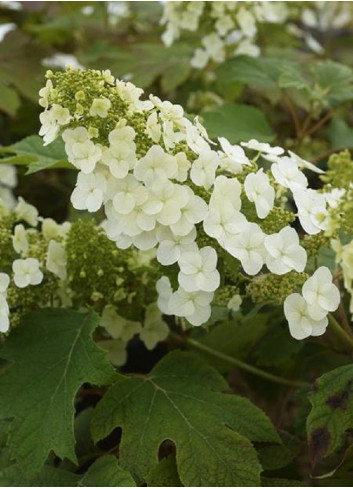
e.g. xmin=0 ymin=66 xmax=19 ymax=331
xmin=0 ymin=83 xmax=21 ymax=117
xmin=312 ymin=60 xmax=353 ymax=107
xmin=258 ymin=430 xmax=301 ymax=471
xmin=278 ymin=63 xmax=311 ymax=91
xmin=307 ymin=364 xmax=353 ymax=465
xmin=196 ymin=314 xmax=268 ymax=372
xmin=201 ymin=103 xmax=274 ymax=144
xmin=216 ymin=56 xmax=291 ymax=92
xmin=146 ymin=454 xmax=182 ymax=487
xmin=1 ymin=135 xmax=71 ymax=174
xmin=0 ymin=30 xmax=48 ymax=103
xmin=329 ymin=118 xmax=353 ymax=150
xmin=0 ymin=309 xmax=116 ymax=477
xmin=279 ymin=60 xmax=353 ymax=108
xmin=81 ymin=456 xmax=136 ymax=487
xmin=83 ymin=41 xmax=193 ymax=92
xmin=92 ymin=350 xmax=280 ymax=486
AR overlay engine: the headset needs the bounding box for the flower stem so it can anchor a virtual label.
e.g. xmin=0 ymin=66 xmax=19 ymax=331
xmin=328 ymin=313 xmax=353 ymax=352
xmin=171 ymin=332 xmax=309 ymax=388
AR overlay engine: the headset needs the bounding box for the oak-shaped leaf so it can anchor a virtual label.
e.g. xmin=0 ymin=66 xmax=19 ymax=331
xmin=0 ymin=309 xmax=116 ymax=477
xmin=307 ymin=364 xmax=353 ymax=466
xmin=92 ymin=350 xmax=280 ymax=486
xmin=0 ymin=135 xmax=71 ymax=174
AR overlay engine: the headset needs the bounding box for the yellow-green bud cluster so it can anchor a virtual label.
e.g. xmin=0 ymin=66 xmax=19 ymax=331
xmin=246 ymin=271 xmax=309 ymax=304
xmin=214 ymin=285 xmax=239 ymax=306
xmin=301 ymin=232 xmax=330 ymax=257
xmin=65 ymin=219 xmax=158 ymax=321
xmin=260 ymin=207 xmax=296 ymax=234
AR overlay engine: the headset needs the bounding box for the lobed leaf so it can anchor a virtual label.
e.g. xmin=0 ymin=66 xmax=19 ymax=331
xmin=307 ymin=364 xmax=353 ymax=465
xmin=0 ymin=309 xmax=116 ymax=477
xmin=92 ymin=350 xmax=280 ymax=486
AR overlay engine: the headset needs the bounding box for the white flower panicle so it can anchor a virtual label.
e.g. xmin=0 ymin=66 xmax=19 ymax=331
xmin=159 ymin=2 xmax=337 ymax=68
xmin=38 ymin=68 xmax=341 ymax=338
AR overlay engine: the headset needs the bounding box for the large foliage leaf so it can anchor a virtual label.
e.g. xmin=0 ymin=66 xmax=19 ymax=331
xmin=80 ymin=456 xmax=136 ymax=487
xmin=216 ymin=56 xmax=293 ymax=92
xmin=307 ymin=364 xmax=353 ymax=465
xmin=201 ymin=103 xmax=274 ymax=144
xmin=0 ymin=135 xmax=71 ymax=174
xmin=92 ymin=350 xmax=280 ymax=486
xmin=146 ymin=454 xmax=182 ymax=487
xmin=0 ymin=309 xmax=116 ymax=477
xmin=0 ymin=30 xmax=48 ymax=105
xmin=329 ymin=118 xmax=353 ymax=150
xmin=82 ymin=40 xmax=193 ymax=92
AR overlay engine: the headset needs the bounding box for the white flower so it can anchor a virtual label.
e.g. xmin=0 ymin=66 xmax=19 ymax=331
xmin=210 ymin=175 xmax=242 ymax=210
xmin=244 ymin=169 xmax=275 ymax=219
xmin=42 ymin=53 xmax=84 ymax=70
xmin=146 ymin=112 xmax=161 ymax=143
xmin=14 ymin=197 xmax=38 ymax=226
xmin=159 ymin=100 xmax=184 ymax=125
xmin=302 ymin=267 xmax=340 ymax=320
xmin=190 ymin=150 xmax=219 ymax=189
xmin=204 ymin=204 xmax=247 ymax=247
xmin=178 ymin=246 xmax=220 ymax=293
xmin=227 ymin=294 xmax=242 ymax=313
xmin=287 ymin=150 xmax=324 ymax=174
xmin=271 ymin=157 xmax=308 ymax=191
xmin=218 ymin=137 xmax=250 ymax=173
xmin=324 ymin=188 xmax=345 ymax=209
xmin=157 ymin=227 xmax=197 ymax=265
xmin=110 ymin=174 xmax=148 ymax=215
xmin=225 ymin=222 xmax=265 ymax=275
xmin=169 ymin=188 xmax=208 ymax=236
xmin=156 ymin=276 xmax=173 ymax=315
xmin=100 ymin=305 xmax=142 ymax=341
xmin=168 ymin=287 xmax=214 ymax=326
xmin=139 ymin=303 xmax=169 ymax=350
xmin=68 ymin=139 xmax=102 ymax=174
xmin=174 ymin=152 xmax=191 ymax=182
xmin=89 ymin=97 xmax=111 ymax=118
xmin=71 ymin=171 xmax=107 ymax=212
xmin=202 ymin=33 xmax=225 ymax=63
xmin=0 ymin=295 xmax=9 ymax=333
xmin=0 ymin=164 xmax=17 ymax=188
xmin=237 ymin=7 xmax=257 ymax=38
xmin=147 ymin=181 xmax=189 ymax=226
xmin=241 ymin=139 xmax=284 ymax=156
xmin=46 ymin=240 xmax=67 ymax=280
xmin=191 ymin=48 xmax=209 ymax=69
xmin=134 ymin=145 xmax=177 ymax=184
xmin=234 ymin=39 xmax=260 ymax=57
xmin=12 ymin=224 xmax=29 ymax=254
xmin=42 ymin=218 xmax=71 ymax=240
xmin=284 ymin=293 xmax=328 ymax=340
xmin=12 ymin=258 xmax=43 ymax=288
xmin=0 ymin=273 xmax=10 ymax=296
xmin=293 ymin=189 xmax=328 ymax=235
xmin=264 ymin=226 xmax=307 ymax=275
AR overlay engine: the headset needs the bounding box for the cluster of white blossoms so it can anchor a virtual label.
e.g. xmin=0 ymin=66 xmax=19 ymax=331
xmin=37 ymin=68 xmax=342 ymax=341
xmin=284 ymin=267 xmax=340 ymax=340
xmin=0 ymin=193 xmax=168 ymax=365
xmin=161 ymin=1 xmax=290 ymax=68
xmin=161 ymin=2 xmax=353 ymax=68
